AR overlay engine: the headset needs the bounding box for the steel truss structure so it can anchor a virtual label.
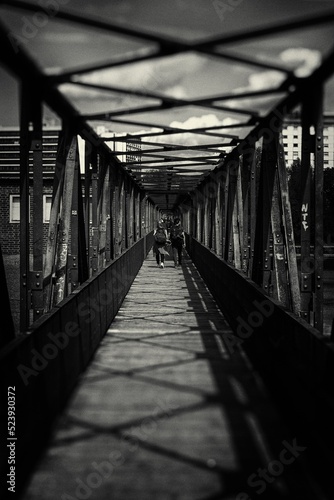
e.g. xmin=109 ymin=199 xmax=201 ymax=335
xmin=0 ymin=0 xmax=334 ymax=339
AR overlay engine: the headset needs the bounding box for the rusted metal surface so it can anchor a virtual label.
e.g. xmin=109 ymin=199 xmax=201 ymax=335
xmin=53 ymin=136 xmax=77 ymax=305
xmin=313 ymin=89 xmax=324 ymax=333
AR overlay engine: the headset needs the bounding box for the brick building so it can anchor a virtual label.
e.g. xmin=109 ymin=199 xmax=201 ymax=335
xmin=0 ymin=126 xmax=142 ymax=255
xmin=0 ymin=126 xmax=59 ymax=254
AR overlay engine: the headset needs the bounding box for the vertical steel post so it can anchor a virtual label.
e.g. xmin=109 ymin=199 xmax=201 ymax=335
xmin=109 ymin=167 xmax=116 ymax=261
xmin=241 ymin=144 xmax=254 ymax=274
xmin=19 ymin=84 xmax=31 ymax=332
xmin=113 ymin=171 xmax=120 ymax=257
xmin=313 ymin=88 xmax=324 ymax=332
xmin=53 ymin=136 xmax=77 ymax=305
xmin=90 ymin=148 xmax=99 ymax=275
xmin=135 ymin=189 xmax=141 ymax=242
xmin=84 ymin=139 xmax=91 ymax=259
xmin=68 ymin=139 xmax=80 ymax=293
xmin=224 ymin=155 xmax=238 ymax=264
xmin=276 ymin=131 xmax=301 ymax=314
xmin=118 ymin=178 xmax=125 ymax=253
xmin=203 ymin=185 xmax=209 ymax=247
xmin=196 ymin=191 xmax=201 ymax=240
xmin=249 ymin=144 xmax=257 ymax=276
xmin=214 ymin=180 xmax=222 ymax=256
xmin=30 ymin=96 xmax=44 ymax=322
xmin=300 ymin=95 xmax=314 ymax=323
xmin=104 ymin=158 xmax=112 ymax=264
xmin=271 ymin=169 xmax=290 ymax=307
xmin=98 ymin=154 xmax=109 ymax=268
xmin=129 ymin=184 xmax=134 ymax=247
xmin=76 ymin=149 xmax=89 ymax=284
xmin=234 ymin=159 xmax=243 ymax=269
xmin=252 ymin=138 xmax=275 ymax=294
xmin=43 ymin=125 xmax=67 ymax=311
xmin=219 ymin=163 xmax=228 ymax=260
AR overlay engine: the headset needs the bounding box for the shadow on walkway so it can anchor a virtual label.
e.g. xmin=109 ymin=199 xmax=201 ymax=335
xmin=21 ymin=253 xmax=324 ymax=500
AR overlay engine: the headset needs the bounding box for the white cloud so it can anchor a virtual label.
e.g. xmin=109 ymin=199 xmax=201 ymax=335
xmin=133 ymin=114 xmax=237 ymax=154
xmin=279 ymin=48 xmax=321 ymax=77
xmin=233 ymin=70 xmax=286 ymax=95
xmin=247 ymin=70 xmax=286 ymax=91
xmin=75 ymin=52 xmax=206 ymax=97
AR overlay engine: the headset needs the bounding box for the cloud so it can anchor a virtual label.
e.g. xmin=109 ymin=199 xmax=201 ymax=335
xmin=247 ymin=70 xmax=286 ymax=91
xmin=223 ymin=47 xmax=322 ymax=113
xmin=279 ymin=48 xmax=322 ymax=77
xmin=105 ymin=114 xmax=237 ymax=160
xmin=233 ymin=70 xmax=286 ymax=95
xmin=169 ymin=113 xmax=237 ymax=135
xmin=75 ymin=52 xmax=206 ymax=97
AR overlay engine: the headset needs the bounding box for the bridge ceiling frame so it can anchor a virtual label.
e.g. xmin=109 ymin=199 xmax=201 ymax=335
xmin=1 ymin=0 xmax=334 ymax=210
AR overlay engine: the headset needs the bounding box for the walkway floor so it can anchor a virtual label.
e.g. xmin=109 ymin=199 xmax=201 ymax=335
xmin=22 ymin=252 xmax=320 ymax=500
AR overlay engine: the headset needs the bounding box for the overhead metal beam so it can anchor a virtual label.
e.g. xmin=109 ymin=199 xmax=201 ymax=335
xmin=70 ymin=81 xmax=259 ymax=118
xmin=102 ymin=117 xmax=246 ymax=138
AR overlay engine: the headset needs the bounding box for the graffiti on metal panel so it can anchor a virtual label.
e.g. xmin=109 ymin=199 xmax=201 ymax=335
xmin=301 ymin=203 xmax=309 ymax=231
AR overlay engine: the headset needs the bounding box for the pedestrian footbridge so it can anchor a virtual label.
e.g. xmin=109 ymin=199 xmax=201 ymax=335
xmin=1 ymin=2 xmax=334 ymax=499
xmin=2 ymin=240 xmax=334 ymax=499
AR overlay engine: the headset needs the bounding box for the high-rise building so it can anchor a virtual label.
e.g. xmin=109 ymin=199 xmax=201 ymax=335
xmin=283 ymin=112 xmax=334 ymax=168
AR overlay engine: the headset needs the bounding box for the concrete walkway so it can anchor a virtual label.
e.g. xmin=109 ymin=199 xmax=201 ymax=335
xmin=22 ymin=252 xmax=319 ymax=500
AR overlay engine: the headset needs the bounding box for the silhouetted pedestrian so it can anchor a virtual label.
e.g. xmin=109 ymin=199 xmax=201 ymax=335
xmin=170 ymin=217 xmax=185 ymax=267
xmin=153 ymin=218 xmax=169 ymax=268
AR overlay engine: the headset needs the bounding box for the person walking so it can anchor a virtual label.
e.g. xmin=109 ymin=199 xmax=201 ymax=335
xmin=153 ymin=218 xmax=169 ymax=268
xmin=170 ymin=217 xmax=185 ymax=268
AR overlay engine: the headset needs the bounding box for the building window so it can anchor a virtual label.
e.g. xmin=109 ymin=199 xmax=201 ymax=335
xmin=293 ymin=143 xmax=298 ymax=148
xmin=293 ymin=135 xmax=298 ymax=139
xmin=9 ymin=195 xmax=34 ymax=223
xmin=43 ymin=195 xmax=53 ymax=223
xmin=9 ymin=194 xmax=20 ymax=223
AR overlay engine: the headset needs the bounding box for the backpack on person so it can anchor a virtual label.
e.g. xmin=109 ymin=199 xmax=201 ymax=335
xmin=170 ymin=226 xmax=183 ymax=241
xmin=154 ymin=227 xmax=167 ymax=244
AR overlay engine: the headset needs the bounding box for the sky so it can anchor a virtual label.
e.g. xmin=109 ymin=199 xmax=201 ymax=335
xmin=1 ymin=0 xmax=334 ymax=140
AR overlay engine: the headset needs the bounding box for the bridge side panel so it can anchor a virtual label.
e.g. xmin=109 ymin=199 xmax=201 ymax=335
xmin=0 ymin=233 xmax=152 ymax=499
xmin=186 ymin=235 xmax=334 ymax=485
